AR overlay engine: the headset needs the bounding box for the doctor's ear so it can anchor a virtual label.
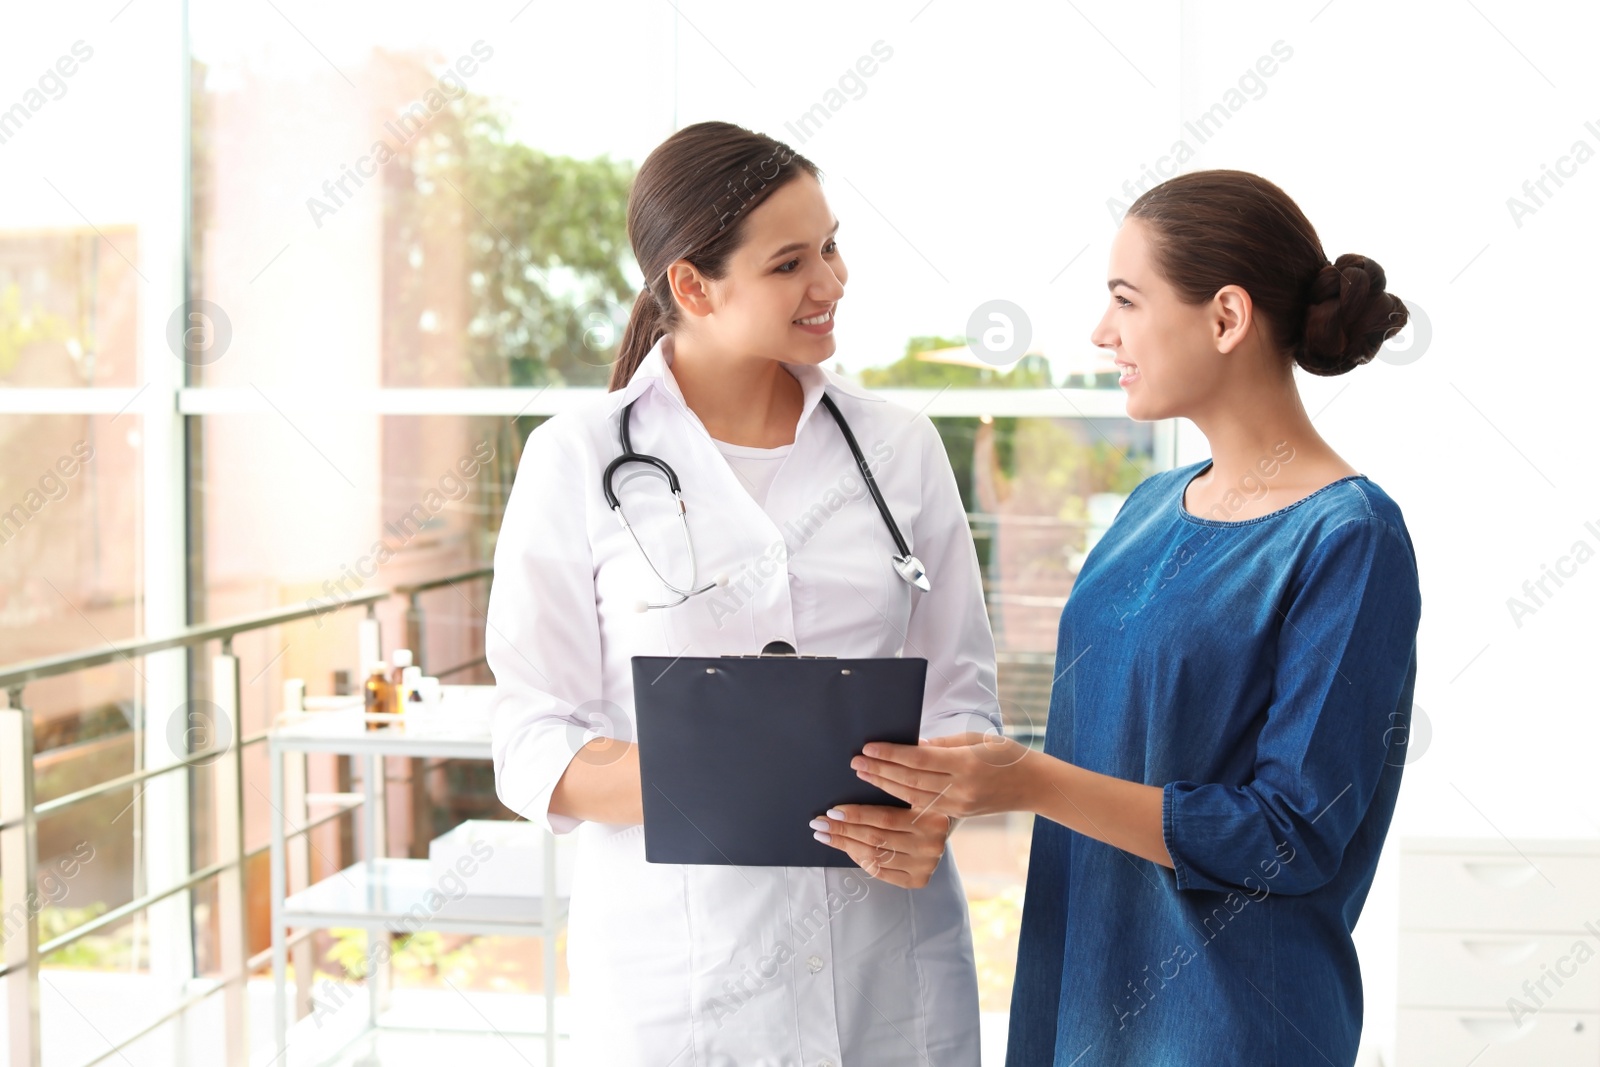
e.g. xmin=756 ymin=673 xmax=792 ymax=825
xmin=665 ymin=260 xmax=717 ymax=319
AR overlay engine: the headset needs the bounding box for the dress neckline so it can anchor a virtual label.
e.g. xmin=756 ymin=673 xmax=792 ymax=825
xmin=1177 ymin=460 xmax=1368 ymax=527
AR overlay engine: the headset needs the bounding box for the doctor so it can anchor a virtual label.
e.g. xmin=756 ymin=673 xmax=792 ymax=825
xmin=486 ymin=120 xmax=1000 ymax=1065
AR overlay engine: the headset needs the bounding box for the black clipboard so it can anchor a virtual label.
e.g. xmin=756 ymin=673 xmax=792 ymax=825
xmin=631 ymin=653 xmax=927 ymax=867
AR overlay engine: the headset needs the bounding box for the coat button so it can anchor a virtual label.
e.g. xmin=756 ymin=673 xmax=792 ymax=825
xmin=807 ymin=954 xmax=824 ymax=973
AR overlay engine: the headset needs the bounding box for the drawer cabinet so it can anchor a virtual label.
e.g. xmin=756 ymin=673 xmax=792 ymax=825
xmin=1397 ymin=838 xmax=1600 ymax=1067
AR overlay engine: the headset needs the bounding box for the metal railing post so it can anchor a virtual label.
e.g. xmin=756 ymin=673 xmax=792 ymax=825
xmin=212 ymin=643 xmax=248 ymax=1066
xmin=364 ymin=746 xmax=391 ymax=1030
xmin=1 ymin=687 xmax=41 ymax=1067
xmin=358 ymin=606 xmax=382 ymax=684
xmin=404 ymin=592 xmax=424 ymax=675
xmin=270 ymin=732 xmax=288 ymax=1060
xmin=404 ymin=591 xmax=431 ymax=859
xmin=543 ymin=829 xmax=557 ymax=1064
xmin=285 ymin=748 xmax=313 ymax=1023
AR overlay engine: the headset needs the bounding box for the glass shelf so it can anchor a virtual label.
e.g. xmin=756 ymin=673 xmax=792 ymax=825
xmin=283 ymin=857 xmax=567 ymax=937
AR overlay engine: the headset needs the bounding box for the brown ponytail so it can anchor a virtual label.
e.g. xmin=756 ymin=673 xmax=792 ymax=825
xmin=1125 ymin=170 xmax=1408 ymax=377
xmin=611 ymin=288 xmax=667 ymax=391
xmin=607 ymin=121 xmax=821 ymax=391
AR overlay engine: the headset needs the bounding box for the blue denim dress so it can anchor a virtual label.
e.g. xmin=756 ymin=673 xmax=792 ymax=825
xmin=1006 ymin=459 xmax=1423 ymax=1067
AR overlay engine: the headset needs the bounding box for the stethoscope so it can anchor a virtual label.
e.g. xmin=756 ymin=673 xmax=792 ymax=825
xmin=602 ymin=392 xmax=930 ymax=611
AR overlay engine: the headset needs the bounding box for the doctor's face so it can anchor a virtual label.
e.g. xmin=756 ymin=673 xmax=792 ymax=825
xmin=711 ymin=171 xmax=847 ymax=367
xmin=1089 ymin=218 xmax=1222 ymax=422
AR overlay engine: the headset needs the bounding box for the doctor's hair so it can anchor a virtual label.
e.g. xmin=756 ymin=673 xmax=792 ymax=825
xmin=1125 ymin=170 xmax=1408 ymax=377
xmin=610 ymin=121 xmax=820 ymax=391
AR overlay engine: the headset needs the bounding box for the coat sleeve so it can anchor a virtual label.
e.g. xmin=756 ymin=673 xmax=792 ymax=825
xmin=900 ymin=414 xmax=1003 ymax=740
xmin=486 ymin=419 xmax=606 ymax=835
xmin=1162 ymin=516 xmax=1423 ymax=894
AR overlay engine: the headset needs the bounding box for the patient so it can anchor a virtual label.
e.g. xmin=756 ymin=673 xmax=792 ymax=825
xmin=835 ymin=169 xmax=1424 ymax=1066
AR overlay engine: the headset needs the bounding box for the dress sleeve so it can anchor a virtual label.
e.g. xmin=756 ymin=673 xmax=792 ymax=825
xmin=901 ymin=415 xmax=1002 ymax=739
xmin=486 ymin=420 xmax=605 ymax=836
xmin=1162 ymin=516 xmax=1422 ymax=895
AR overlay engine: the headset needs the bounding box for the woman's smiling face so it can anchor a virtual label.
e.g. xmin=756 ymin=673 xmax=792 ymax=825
xmin=1090 ymin=217 xmax=1229 ymax=421
xmin=692 ymin=170 xmax=847 ymax=367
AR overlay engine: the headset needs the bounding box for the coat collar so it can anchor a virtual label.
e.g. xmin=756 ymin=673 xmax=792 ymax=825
xmin=604 ymin=332 xmax=883 ymax=438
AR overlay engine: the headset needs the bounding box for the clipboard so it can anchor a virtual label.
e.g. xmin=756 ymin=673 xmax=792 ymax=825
xmin=631 ymin=652 xmax=927 ymax=867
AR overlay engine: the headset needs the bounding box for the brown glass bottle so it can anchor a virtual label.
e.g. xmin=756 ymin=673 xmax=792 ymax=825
xmin=364 ymin=662 xmax=394 ymax=731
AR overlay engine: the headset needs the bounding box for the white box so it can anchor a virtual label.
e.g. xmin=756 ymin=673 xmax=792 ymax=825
xmin=427 ymin=820 xmax=573 ymax=898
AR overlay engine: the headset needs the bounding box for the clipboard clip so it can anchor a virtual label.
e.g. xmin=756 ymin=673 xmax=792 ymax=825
xmin=717 ymin=640 xmax=836 ymax=660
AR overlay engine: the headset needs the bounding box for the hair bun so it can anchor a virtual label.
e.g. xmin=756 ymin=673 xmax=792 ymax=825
xmin=1297 ymin=253 xmax=1409 ymax=376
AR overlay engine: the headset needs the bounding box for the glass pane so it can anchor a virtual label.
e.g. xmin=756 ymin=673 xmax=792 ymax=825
xmin=1 ymin=414 xmax=142 ymax=659
xmin=1 ymin=413 xmax=147 ymax=956
xmin=0 ymin=7 xmax=170 ymax=392
xmin=191 ymin=410 xmax=508 ymax=636
xmin=0 ymin=229 xmax=141 ymax=389
xmin=185 ymin=1 xmax=1167 ymax=392
xmin=188 ymin=9 xmax=649 ymax=391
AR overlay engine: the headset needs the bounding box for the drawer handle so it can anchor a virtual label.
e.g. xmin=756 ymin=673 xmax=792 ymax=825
xmin=1460 ymin=1016 xmax=1533 ymax=1044
xmin=1460 ymin=939 xmax=1540 ymax=966
xmin=1462 ymin=861 xmax=1540 ymax=888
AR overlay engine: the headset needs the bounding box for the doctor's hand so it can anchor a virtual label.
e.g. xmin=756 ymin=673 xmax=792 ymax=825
xmin=810 ymin=804 xmax=953 ymax=889
xmin=549 ymin=738 xmax=645 ymax=826
xmin=850 ymin=732 xmax=1037 ymax=819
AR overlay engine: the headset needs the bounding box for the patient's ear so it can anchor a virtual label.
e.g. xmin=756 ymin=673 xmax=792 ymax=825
xmin=1212 ymin=284 xmax=1253 ymax=354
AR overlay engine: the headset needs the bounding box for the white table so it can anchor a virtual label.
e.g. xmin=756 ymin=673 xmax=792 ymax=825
xmin=267 ymin=684 xmax=563 ymax=1065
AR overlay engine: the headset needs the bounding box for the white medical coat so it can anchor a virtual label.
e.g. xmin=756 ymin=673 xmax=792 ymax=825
xmin=487 ymin=332 xmax=1001 ymax=1066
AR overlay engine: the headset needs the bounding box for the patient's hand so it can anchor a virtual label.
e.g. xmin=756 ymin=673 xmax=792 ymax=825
xmin=810 ymin=804 xmax=952 ymax=889
xmin=850 ymin=732 xmax=1036 ymax=819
